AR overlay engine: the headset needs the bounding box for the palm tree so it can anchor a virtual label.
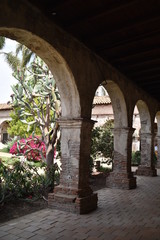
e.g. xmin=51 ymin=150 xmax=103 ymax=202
xmin=0 ymin=36 xmax=5 ymax=50
xmin=1 ymin=42 xmax=34 ymax=72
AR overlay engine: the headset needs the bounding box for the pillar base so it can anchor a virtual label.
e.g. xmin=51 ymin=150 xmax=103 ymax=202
xmin=106 ymin=172 xmax=137 ymax=189
xmin=136 ymin=166 xmax=157 ymax=176
xmin=48 ymin=186 xmax=98 ymax=214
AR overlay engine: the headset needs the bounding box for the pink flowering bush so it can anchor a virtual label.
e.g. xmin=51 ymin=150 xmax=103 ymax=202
xmin=10 ymin=136 xmax=46 ymax=162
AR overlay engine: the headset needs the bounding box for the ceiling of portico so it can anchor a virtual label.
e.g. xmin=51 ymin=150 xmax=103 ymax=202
xmin=28 ymin=0 xmax=160 ymax=102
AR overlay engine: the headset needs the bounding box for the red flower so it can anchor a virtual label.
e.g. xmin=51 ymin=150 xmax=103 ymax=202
xmin=27 ymin=195 xmax=32 ymax=199
xmin=10 ymin=136 xmax=46 ymax=162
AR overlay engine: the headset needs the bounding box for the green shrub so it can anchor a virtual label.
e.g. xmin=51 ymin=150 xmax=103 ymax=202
xmin=153 ymin=152 xmax=157 ymax=165
xmin=4 ymin=138 xmax=18 ymax=153
xmin=0 ymin=147 xmax=9 ymax=153
xmin=131 ymin=151 xmax=141 ymax=166
xmin=1 ymin=157 xmax=19 ymax=166
xmin=91 ymin=120 xmax=114 ymax=160
xmin=0 ymin=160 xmax=60 ymax=204
xmin=132 ymin=150 xmax=157 ymax=166
xmin=99 ymin=166 xmax=112 ymax=174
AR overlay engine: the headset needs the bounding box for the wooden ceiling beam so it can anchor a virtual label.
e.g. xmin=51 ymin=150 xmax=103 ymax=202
xmin=113 ymin=56 xmax=160 ymax=69
xmin=134 ymin=74 xmax=160 ymax=83
xmin=100 ymin=43 xmax=160 ymax=65
xmin=85 ymin=15 xmax=160 ymax=46
xmin=98 ymin=33 xmax=160 ymax=56
xmin=66 ymin=0 xmax=138 ymax=29
xmin=111 ymin=48 xmax=160 ymax=64
xmin=118 ymin=58 xmax=160 ymax=71
xmin=126 ymin=67 xmax=160 ymax=77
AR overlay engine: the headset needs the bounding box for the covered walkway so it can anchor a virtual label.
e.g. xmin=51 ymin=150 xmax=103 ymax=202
xmin=0 ymin=170 xmax=160 ymax=240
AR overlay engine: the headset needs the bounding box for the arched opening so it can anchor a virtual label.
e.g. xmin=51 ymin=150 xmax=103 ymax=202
xmin=136 ymin=100 xmax=157 ymax=176
xmin=91 ymin=80 xmax=136 ymax=189
xmin=0 ymin=30 xmax=83 ymax=208
xmin=0 ymin=121 xmax=10 ymax=143
xmin=103 ymin=80 xmax=128 ymax=128
xmin=132 ymin=105 xmax=141 ymax=169
xmin=92 ymin=85 xmax=114 ymax=126
xmin=0 ymin=29 xmax=80 ymax=118
xmin=91 ymin=85 xmax=113 ymax=187
xmin=155 ymin=111 xmax=160 ymax=168
xmin=0 ymin=28 xmax=97 ymax=213
xmin=136 ymin=100 xmax=151 ymax=134
xmin=0 ymin=36 xmax=66 ymax=202
xmin=0 ymin=101 xmax=13 ymax=147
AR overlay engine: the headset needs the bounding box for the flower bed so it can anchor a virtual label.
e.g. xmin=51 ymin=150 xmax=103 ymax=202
xmin=10 ymin=136 xmax=46 ymax=161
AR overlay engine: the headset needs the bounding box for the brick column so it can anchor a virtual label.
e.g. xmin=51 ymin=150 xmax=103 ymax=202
xmin=156 ymin=136 xmax=160 ymax=168
xmin=48 ymin=118 xmax=98 ymax=214
xmin=106 ymin=127 xmax=136 ymax=189
xmin=136 ymin=133 xmax=157 ymax=176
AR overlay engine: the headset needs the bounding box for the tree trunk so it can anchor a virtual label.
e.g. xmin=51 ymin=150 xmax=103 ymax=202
xmin=46 ymin=143 xmax=54 ymax=168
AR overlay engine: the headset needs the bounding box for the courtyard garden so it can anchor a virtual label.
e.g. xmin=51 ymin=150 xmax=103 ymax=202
xmin=0 ymin=137 xmax=61 ymax=223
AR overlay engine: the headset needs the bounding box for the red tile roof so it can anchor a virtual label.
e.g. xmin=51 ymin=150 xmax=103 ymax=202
xmin=93 ymin=96 xmax=111 ymax=105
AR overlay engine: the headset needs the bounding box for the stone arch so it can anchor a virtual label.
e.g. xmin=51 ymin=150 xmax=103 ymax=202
xmin=132 ymin=105 xmax=141 ymax=152
xmin=0 ymin=30 xmax=80 ymax=118
xmin=0 ymin=2 xmax=98 ymax=214
xmin=155 ymin=111 xmax=160 ymax=168
xmin=0 ymin=120 xmax=10 ymax=143
xmin=155 ymin=111 xmax=160 ymax=136
xmin=0 ymin=0 xmax=81 ymax=118
xmin=100 ymin=81 xmax=136 ymax=189
xmin=136 ymin=100 xmax=151 ymax=134
xmin=135 ymin=100 xmax=157 ymax=176
xmin=102 ymin=80 xmax=128 ymax=128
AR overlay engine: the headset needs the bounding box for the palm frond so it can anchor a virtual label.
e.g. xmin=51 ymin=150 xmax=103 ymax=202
xmin=4 ymin=52 xmax=21 ymax=72
xmin=0 ymin=37 xmax=5 ymax=50
xmin=23 ymin=50 xmax=34 ymax=67
xmin=15 ymin=43 xmax=23 ymax=56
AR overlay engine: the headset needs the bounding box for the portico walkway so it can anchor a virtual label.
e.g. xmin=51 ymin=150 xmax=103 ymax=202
xmin=0 ymin=170 xmax=160 ymax=240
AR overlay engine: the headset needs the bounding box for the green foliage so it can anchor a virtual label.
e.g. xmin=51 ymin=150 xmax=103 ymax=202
xmin=0 ymin=147 xmax=9 ymax=153
xmin=91 ymin=120 xmax=114 ymax=160
xmin=1 ymin=157 xmax=19 ymax=166
xmin=131 ymin=150 xmax=157 ymax=166
xmin=8 ymin=111 xmax=29 ymax=138
xmin=99 ymin=166 xmax=112 ymax=173
xmin=0 ymin=37 xmax=5 ymax=49
xmin=0 ymin=160 xmax=60 ymax=204
xmin=153 ymin=151 xmax=157 ymax=165
xmin=4 ymin=43 xmax=61 ymax=167
xmin=131 ymin=151 xmax=141 ymax=166
xmin=10 ymin=55 xmax=60 ymax=140
xmin=8 ymin=110 xmax=41 ymax=138
xmin=5 ymin=137 xmax=18 ymax=153
xmin=2 ymin=42 xmax=34 ymax=72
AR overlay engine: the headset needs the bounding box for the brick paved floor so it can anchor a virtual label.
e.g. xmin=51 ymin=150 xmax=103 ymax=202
xmin=0 ymin=170 xmax=160 ymax=240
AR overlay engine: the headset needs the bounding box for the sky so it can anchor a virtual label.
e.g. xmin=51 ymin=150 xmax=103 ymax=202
xmin=0 ymin=38 xmax=18 ymax=103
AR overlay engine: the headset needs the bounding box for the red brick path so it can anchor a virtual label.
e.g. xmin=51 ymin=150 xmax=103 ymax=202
xmin=0 ymin=170 xmax=160 ymax=240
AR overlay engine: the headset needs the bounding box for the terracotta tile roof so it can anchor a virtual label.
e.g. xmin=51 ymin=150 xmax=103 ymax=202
xmin=0 ymin=103 xmax=13 ymax=111
xmin=93 ymin=96 xmax=111 ymax=105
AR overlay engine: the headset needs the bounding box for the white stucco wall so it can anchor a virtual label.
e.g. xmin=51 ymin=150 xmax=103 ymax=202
xmin=0 ymin=110 xmax=12 ymax=124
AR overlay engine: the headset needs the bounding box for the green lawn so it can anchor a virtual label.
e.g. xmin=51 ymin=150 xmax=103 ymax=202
xmin=0 ymin=155 xmax=44 ymax=168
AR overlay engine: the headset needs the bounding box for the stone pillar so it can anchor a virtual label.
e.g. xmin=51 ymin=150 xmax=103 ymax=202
xmin=156 ymin=136 xmax=160 ymax=168
xmin=136 ymin=133 xmax=157 ymax=176
xmin=48 ymin=118 xmax=98 ymax=214
xmin=106 ymin=127 xmax=136 ymax=189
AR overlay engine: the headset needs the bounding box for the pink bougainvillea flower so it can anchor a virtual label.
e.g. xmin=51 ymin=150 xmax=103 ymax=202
xmin=10 ymin=136 xmax=46 ymax=162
